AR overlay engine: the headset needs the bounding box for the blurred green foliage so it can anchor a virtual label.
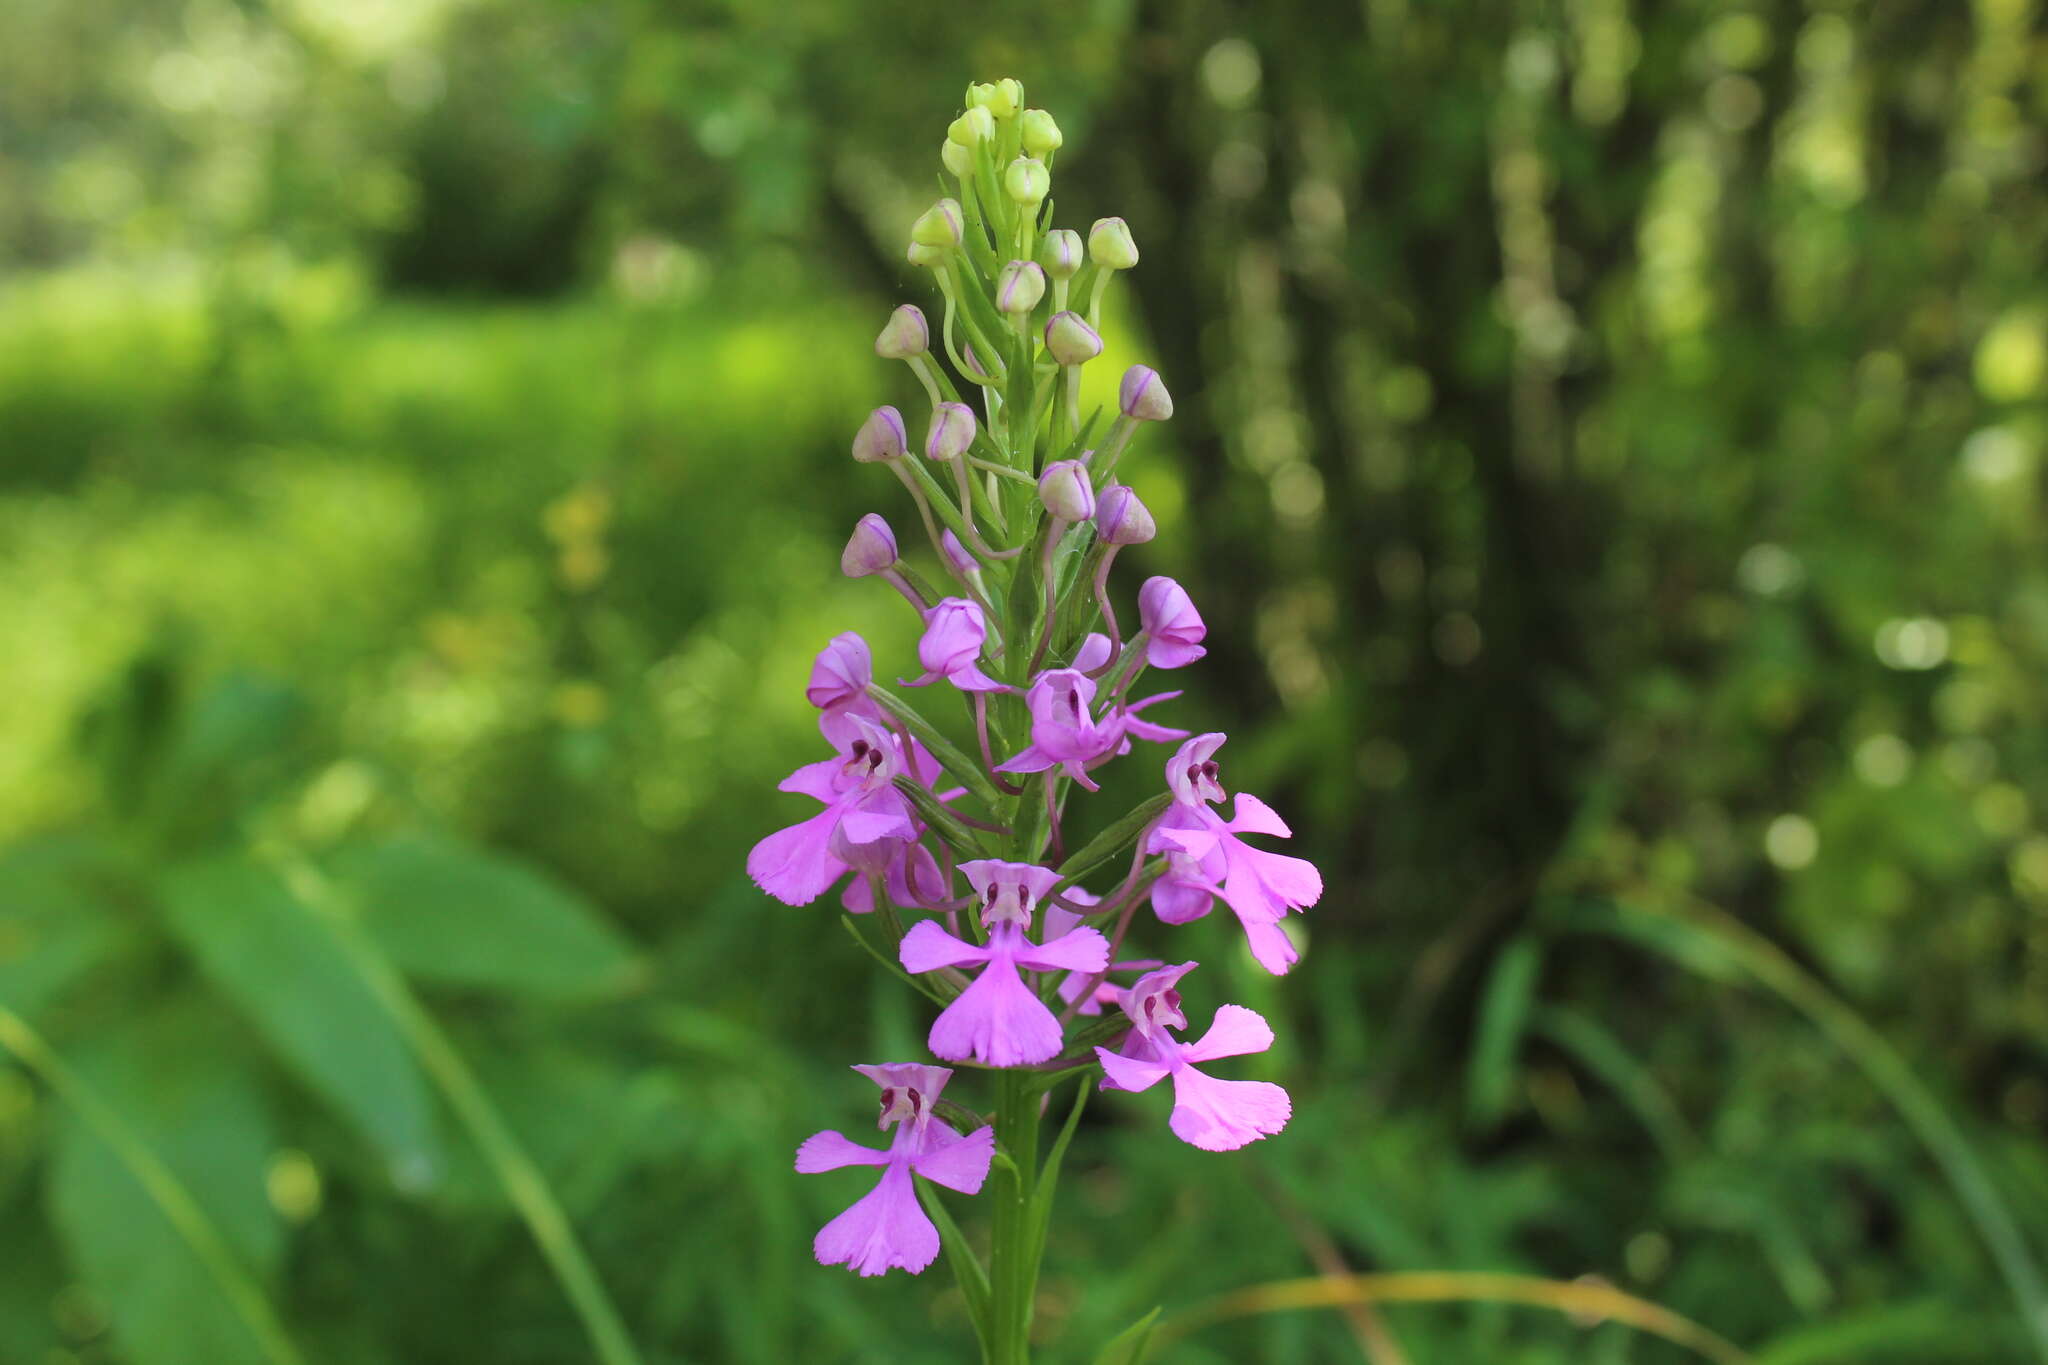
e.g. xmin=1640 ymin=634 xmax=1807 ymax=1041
xmin=2 ymin=1 xmax=2046 ymax=1363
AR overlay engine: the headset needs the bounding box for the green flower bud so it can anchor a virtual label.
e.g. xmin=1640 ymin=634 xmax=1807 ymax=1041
xmin=1089 ymin=216 xmax=1140 ymax=270
xmin=1020 ymin=108 xmax=1063 ymax=156
xmin=1043 ymin=311 xmax=1102 ymax=366
xmin=941 ymin=137 xmax=972 ymax=179
xmin=910 ymin=198 xmax=964 ymax=250
xmin=1004 ymin=156 xmax=1050 ymax=208
xmin=989 ymin=79 xmax=1023 ymax=119
xmin=965 ymin=82 xmax=998 ymax=111
xmin=996 ymin=260 xmax=1047 ymax=316
xmin=906 ymin=242 xmax=949 ymax=269
xmin=875 ymin=304 xmax=929 ymax=359
xmin=948 ymin=106 xmax=996 ymax=148
xmin=1038 ymin=229 xmax=1083 ymax=280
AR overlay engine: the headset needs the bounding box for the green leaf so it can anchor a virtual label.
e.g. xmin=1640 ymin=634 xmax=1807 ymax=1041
xmin=1058 ymin=794 xmax=1172 ymax=887
xmin=0 ymin=836 xmax=129 ymax=1017
xmin=1025 ymin=1077 xmax=1089 ymax=1272
xmin=920 ymin=1180 xmax=993 ymax=1344
xmin=1755 ymin=1297 xmax=2024 ymax=1364
xmin=893 ymin=776 xmax=995 ymax=857
xmin=1093 ymin=1306 xmax=1162 ymax=1365
xmin=1529 ymin=1004 xmax=1695 ymax=1159
xmin=866 ymin=685 xmax=1005 ymax=809
xmin=840 ymin=914 xmax=947 ymax=1004
xmin=160 ymin=855 xmax=442 ymax=1189
xmin=333 ymin=835 xmax=640 ymax=999
xmin=49 ymin=1013 xmax=282 ymax=1365
xmin=1466 ymin=934 xmax=1543 ymax=1126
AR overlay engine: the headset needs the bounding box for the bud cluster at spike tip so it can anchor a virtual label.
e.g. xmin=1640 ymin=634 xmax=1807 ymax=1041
xmin=746 ymin=78 xmax=1320 ymax=1285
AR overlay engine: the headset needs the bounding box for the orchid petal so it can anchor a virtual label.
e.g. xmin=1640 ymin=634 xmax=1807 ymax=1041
xmin=1182 ymin=1004 xmax=1275 ymax=1063
xmin=795 ymin=1130 xmax=892 ymax=1173
xmin=909 ymin=1124 xmax=995 ymax=1193
xmin=899 ymin=920 xmax=992 ymax=973
xmin=1166 ymin=1068 xmax=1290 ymax=1151
xmin=813 ymin=1163 xmax=940 ymax=1276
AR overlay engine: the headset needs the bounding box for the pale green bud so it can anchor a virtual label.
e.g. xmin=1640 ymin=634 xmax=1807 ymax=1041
xmin=906 ymin=241 xmax=949 ymax=268
xmin=941 ymin=137 xmax=972 ymax=179
xmin=996 ymin=260 xmax=1047 ymax=316
xmin=1004 ymin=156 xmax=1050 ymax=207
xmin=989 ymin=79 xmax=1024 ymax=119
xmin=1088 ymin=216 xmax=1139 ymax=270
xmin=1043 ymin=311 xmax=1102 ymax=366
xmin=948 ymin=106 xmax=996 ymax=147
xmin=1038 ymin=229 xmax=1084 ymax=279
xmin=910 ymin=198 xmax=964 ymax=250
xmin=1020 ymin=108 xmax=1063 ymax=156
xmin=965 ymin=82 xmax=998 ymax=111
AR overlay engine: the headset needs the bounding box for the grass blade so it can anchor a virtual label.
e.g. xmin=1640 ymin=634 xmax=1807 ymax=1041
xmin=1156 ymin=1271 xmax=1752 ymax=1363
xmin=268 ymin=851 xmax=646 ymax=1365
xmin=1557 ymin=893 xmax=2048 ymax=1363
xmin=0 ymin=1005 xmax=307 ymax=1365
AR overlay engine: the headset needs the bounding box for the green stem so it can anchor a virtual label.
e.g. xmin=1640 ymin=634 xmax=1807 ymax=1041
xmin=990 ymin=1067 xmax=1044 ymax=1364
xmin=0 ymin=1005 xmax=309 ymax=1365
xmin=272 ymin=856 xmax=646 ymax=1365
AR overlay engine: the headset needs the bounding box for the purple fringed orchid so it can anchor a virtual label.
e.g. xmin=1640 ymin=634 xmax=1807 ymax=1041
xmin=1137 ymin=576 xmax=1207 ymax=670
xmin=899 ymin=861 xmax=1109 ymax=1066
xmin=1146 ymin=733 xmax=1322 ymax=974
xmin=1094 ymin=963 xmax=1290 ymax=1151
xmin=748 ymin=714 xmax=934 ymax=906
xmin=997 ymin=635 xmax=1187 ymax=791
xmin=903 ymin=597 xmax=1006 ymax=693
xmin=796 ymin=1064 xmax=994 ymax=1277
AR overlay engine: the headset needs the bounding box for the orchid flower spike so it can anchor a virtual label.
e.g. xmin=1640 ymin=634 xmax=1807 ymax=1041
xmin=796 ymin=1064 xmax=994 ymax=1276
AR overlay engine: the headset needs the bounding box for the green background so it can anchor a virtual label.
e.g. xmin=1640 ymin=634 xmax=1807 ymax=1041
xmin=2 ymin=1 xmax=2046 ymax=1361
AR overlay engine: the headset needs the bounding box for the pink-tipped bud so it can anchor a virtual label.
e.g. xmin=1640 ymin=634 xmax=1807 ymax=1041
xmin=926 ymin=402 xmax=977 ymax=461
xmin=1004 ymin=156 xmax=1050 ymax=208
xmin=1038 ymin=229 xmax=1083 ymax=280
xmin=1043 ymin=311 xmax=1102 ymax=366
xmin=841 ymin=514 xmax=899 ymax=577
xmin=940 ymin=530 xmax=978 ymax=577
xmin=1119 ymin=365 xmax=1174 ymax=422
xmin=1095 ymin=484 xmax=1156 ymax=544
xmin=875 ymin=305 xmax=929 ymax=359
xmin=1038 ymin=460 xmax=1096 ymax=523
xmin=997 ymin=260 xmax=1047 ymax=316
xmin=851 ymin=406 xmax=908 ymax=463
xmin=910 ymin=198 xmax=964 ymax=250
xmin=1088 ymin=217 xmax=1140 ymax=270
